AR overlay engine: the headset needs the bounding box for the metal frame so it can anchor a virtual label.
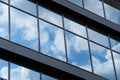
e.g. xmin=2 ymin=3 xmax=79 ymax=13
xmin=0 ymin=0 xmax=120 ymax=80
xmin=0 ymin=38 xmax=107 ymax=80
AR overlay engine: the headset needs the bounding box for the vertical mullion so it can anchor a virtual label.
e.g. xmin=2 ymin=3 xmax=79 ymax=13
xmin=108 ymin=35 xmax=118 ymax=80
xmin=102 ymin=0 xmax=106 ymax=18
xmin=8 ymin=0 xmax=11 ymax=41
xmin=8 ymin=61 xmax=10 ymax=80
xmin=86 ymin=26 xmax=94 ymax=73
xmin=82 ymin=0 xmax=84 ymax=8
xmin=62 ymin=15 xmax=68 ymax=63
xmin=36 ymin=2 xmax=41 ymax=80
xmin=36 ymin=2 xmax=40 ymax=52
xmin=8 ymin=0 xmax=11 ymax=79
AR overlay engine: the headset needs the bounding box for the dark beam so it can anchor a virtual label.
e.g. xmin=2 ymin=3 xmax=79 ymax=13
xmin=0 ymin=38 xmax=107 ymax=80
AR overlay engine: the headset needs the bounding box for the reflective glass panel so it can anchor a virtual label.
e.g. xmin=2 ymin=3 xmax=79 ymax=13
xmin=88 ymin=28 xmax=109 ymax=48
xmin=68 ymin=0 xmax=83 ymax=7
xmin=110 ymin=38 xmax=120 ymax=53
xmin=104 ymin=3 xmax=120 ymax=25
xmin=40 ymin=20 xmax=66 ymax=61
xmin=1 ymin=0 xmax=8 ymax=3
xmin=42 ymin=74 xmax=57 ymax=80
xmin=66 ymin=32 xmax=91 ymax=72
xmin=11 ymin=8 xmax=38 ymax=51
xmin=113 ymin=52 xmax=120 ymax=80
xmin=0 ymin=3 xmax=8 ymax=39
xmin=0 ymin=59 xmax=8 ymax=80
xmin=10 ymin=63 xmax=40 ymax=80
xmin=90 ymin=42 xmax=115 ymax=80
xmin=10 ymin=0 xmax=37 ymax=16
xmin=39 ymin=6 xmax=62 ymax=27
xmin=64 ymin=18 xmax=87 ymax=38
xmin=84 ymin=0 xmax=104 ymax=17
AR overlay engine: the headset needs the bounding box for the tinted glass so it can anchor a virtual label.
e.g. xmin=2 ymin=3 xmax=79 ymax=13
xmin=10 ymin=63 xmax=40 ymax=80
xmin=10 ymin=0 xmax=37 ymax=16
xmin=64 ymin=18 xmax=87 ymax=38
xmin=11 ymin=8 xmax=38 ymax=51
xmin=0 ymin=3 xmax=8 ymax=39
xmin=39 ymin=6 xmax=62 ymax=27
xmin=110 ymin=38 xmax=120 ymax=53
xmin=42 ymin=74 xmax=57 ymax=80
xmin=68 ymin=0 xmax=83 ymax=7
xmin=84 ymin=0 xmax=104 ymax=17
xmin=66 ymin=32 xmax=91 ymax=71
xmin=104 ymin=3 xmax=120 ymax=25
xmin=90 ymin=42 xmax=115 ymax=80
xmin=0 ymin=59 xmax=8 ymax=80
xmin=113 ymin=52 xmax=120 ymax=80
xmin=88 ymin=28 xmax=109 ymax=48
xmin=40 ymin=20 xmax=66 ymax=61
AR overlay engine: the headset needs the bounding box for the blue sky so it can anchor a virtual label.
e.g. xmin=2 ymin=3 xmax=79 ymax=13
xmin=0 ymin=0 xmax=120 ymax=80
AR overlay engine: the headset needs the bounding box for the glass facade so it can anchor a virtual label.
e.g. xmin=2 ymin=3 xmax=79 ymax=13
xmin=67 ymin=0 xmax=120 ymax=25
xmin=0 ymin=0 xmax=120 ymax=80
xmin=0 ymin=59 xmax=57 ymax=80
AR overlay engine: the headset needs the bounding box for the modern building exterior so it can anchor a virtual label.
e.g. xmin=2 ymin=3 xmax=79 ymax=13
xmin=0 ymin=0 xmax=120 ymax=80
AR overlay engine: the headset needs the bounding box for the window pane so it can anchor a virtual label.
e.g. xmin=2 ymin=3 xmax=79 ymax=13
xmin=90 ymin=42 xmax=115 ymax=80
xmin=39 ymin=6 xmax=62 ymax=27
xmin=42 ymin=74 xmax=57 ymax=80
xmin=104 ymin=3 xmax=120 ymax=25
xmin=0 ymin=3 xmax=8 ymax=39
xmin=110 ymin=38 xmax=120 ymax=53
xmin=0 ymin=59 xmax=8 ymax=80
xmin=66 ymin=32 xmax=91 ymax=72
xmin=10 ymin=63 xmax=40 ymax=80
xmin=88 ymin=28 xmax=109 ymax=48
xmin=11 ymin=8 xmax=38 ymax=51
xmin=113 ymin=52 xmax=120 ymax=80
xmin=1 ymin=0 xmax=8 ymax=3
xmin=10 ymin=0 xmax=36 ymax=16
xmin=40 ymin=20 xmax=66 ymax=61
xmin=84 ymin=0 xmax=104 ymax=17
xmin=68 ymin=0 xmax=83 ymax=7
xmin=64 ymin=18 xmax=87 ymax=38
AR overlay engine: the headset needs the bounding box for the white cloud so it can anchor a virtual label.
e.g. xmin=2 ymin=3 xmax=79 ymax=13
xmin=64 ymin=18 xmax=87 ymax=38
xmin=39 ymin=6 xmax=62 ymax=27
xmin=0 ymin=66 xmax=40 ymax=80
xmin=112 ymin=43 xmax=120 ymax=52
xmin=0 ymin=66 xmax=8 ymax=79
xmin=84 ymin=0 xmax=104 ymax=17
xmin=0 ymin=28 xmax=6 ymax=37
xmin=11 ymin=8 xmax=38 ymax=41
xmin=50 ymin=29 xmax=65 ymax=54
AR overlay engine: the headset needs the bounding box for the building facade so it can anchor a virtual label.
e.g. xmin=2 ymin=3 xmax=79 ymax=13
xmin=0 ymin=0 xmax=120 ymax=80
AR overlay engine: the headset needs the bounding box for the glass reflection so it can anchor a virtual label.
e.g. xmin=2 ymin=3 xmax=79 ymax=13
xmin=104 ymin=3 xmax=120 ymax=25
xmin=110 ymin=38 xmax=120 ymax=53
xmin=113 ymin=52 xmax=120 ymax=80
xmin=0 ymin=59 xmax=8 ymax=80
xmin=84 ymin=0 xmax=104 ymax=17
xmin=11 ymin=8 xmax=38 ymax=51
xmin=88 ymin=28 xmax=109 ymax=48
xmin=42 ymin=74 xmax=57 ymax=80
xmin=40 ymin=20 xmax=66 ymax=61
xmin=64 ymin=18 xmax=87 ymax=38
xmin=0 ymin=3 xmax=8 ymax=39
xmin=66 ymin=32 xmax=91 ymax=72
xmin=10 ymin=63 xmax=40 ymax=80
xmin=10 ymin=0 xmax=37 ymax=16
xmin=39 ymin=6 xmax=62 ymax=27
xmin=90 ymin=42 xmax=115 ymax=80
xmin=68 ymin=0 xmax=83 ymax=7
